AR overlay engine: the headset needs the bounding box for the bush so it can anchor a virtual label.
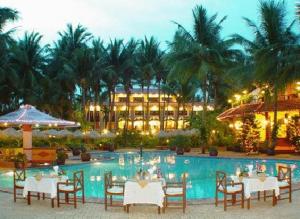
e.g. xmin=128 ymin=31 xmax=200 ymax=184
xmin=0 ymin=138 xmax=21 ymax=148
xmin=169 ymin=135 xmax=191 ymax=149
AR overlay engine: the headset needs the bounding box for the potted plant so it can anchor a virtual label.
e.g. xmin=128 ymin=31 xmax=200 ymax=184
xmin=71 ymin=146 xmax=81 ymax=156
xmin=81 ymin=151 xmax=91 ymax=162
xmin=80 ymin=146 xmax=91 ymax=161
xmin=13 ymin=153 xmax=27 ymax=169
xmin=208 ymin=146 xmax=218 ymax=156
xmin=170 ymin=135 xmax=190 ymax=155
xmin=56 ymin=151 xmax=68 ymax=165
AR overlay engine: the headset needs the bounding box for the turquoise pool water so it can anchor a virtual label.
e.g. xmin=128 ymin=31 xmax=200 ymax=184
xmin=1 ymin=151 xmax=300 ymax=199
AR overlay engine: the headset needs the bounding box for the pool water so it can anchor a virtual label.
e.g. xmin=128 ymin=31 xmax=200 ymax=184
xmin=1 ymin=151 xmax=300 ymax=200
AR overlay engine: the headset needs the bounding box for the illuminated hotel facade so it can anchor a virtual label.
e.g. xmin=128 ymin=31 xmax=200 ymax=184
xmin=87 ymin=88 xmax=213 ymax=132
xmin=217 ymin=81 xmax=300 ymax=153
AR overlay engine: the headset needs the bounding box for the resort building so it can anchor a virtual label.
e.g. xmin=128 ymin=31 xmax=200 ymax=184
xmin=87 ymin=88 xmax=213 ymax=132
xmin=217 ymin=81 xmax=300 ymax=153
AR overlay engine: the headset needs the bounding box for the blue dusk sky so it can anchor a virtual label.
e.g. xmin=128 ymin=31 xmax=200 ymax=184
xmin=1 ymin=0 xmax=298 ymax=48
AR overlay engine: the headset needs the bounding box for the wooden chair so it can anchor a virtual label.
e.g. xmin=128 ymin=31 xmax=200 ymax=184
xmin=277 ymin=166 xmax=292 ymax=203
xmin=104 ymin=171 xmax=125 ymax=211
xmin=163 ymin=173 xmax=187 ymax=213
xmin=13 ymin=168 xmax=26 ymax=202
xmin=57 ymin=170 xmax=85 ymax=208
xmin=215 ymin=171 xmax=244 ymax=211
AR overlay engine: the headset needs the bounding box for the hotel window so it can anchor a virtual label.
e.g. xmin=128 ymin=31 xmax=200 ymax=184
xmin=133 ymin=97 xmax=144 ymax=102
xmin=119 ymin=97 xmax=127 ymax=102
xmin=166 ymin=111 xmax=174 ymax=116
xmin=150 ymin=111 xmax=159 ymax=116
xmin=162 ymin=97 xmax=172 ymax=102
xmin=148 ymin=97 xmax=159 ymax=102
xmin=135 ymin=111 xmax=144 ymax=116
xmin=179 ymin=111 xmax=188 ymax=116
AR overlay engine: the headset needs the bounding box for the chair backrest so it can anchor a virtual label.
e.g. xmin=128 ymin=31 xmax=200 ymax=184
xmin=216 ymin=171 xmax=227 ymax=192
xmin=278 ymin=166 xmax=292 ymax=184
xmin=104 ymin=171 xmax=112 ymax=191
xmin=182 ymin=173 xmax=187 ymax=194
xmin=14 ymin=168 xmax=26 ymax=184
xmin=73 ymin=170 xmax=84 ymax=191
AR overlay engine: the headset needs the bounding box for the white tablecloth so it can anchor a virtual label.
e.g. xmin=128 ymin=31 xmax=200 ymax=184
xmin=123 ymin=180 xmax=165 ymax=207
xmin=23 ymin=176 xmax=67 ymax=199
xmin=232 ymin=176 xmax=279 ymax=199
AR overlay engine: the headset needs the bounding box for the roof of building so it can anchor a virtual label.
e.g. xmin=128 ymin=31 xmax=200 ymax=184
xmin=217 ymin=99 xmax=300 ymax=121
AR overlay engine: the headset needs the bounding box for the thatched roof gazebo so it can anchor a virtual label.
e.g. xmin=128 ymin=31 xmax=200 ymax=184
xmin=0 ymin=105 xmax=78 ymax=161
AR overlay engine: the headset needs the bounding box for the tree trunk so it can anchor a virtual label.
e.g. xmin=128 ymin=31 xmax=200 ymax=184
xmin=158 ymin=80 xmax=162 ymax=131
xmin=146 ymin=81 xmax=150 ymax=131
xmin=142 ymin=84 xmax=145 ymax=131
xmin=162 ymin=90 xmax=166 ymax=131
xmin=190 ymin=97 xmax=195 ymax=127
xmin=175 ymin=99 xmax=180 ymax=129
xmin=108 ymin=88 xmax=115 ymax=131
xmin=165 ymin=93 xmax=170 ymax=130
xmin=271 ymin=87 xmax=278 ymax=149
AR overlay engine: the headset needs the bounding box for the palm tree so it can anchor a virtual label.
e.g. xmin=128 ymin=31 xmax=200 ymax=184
xmin=119 ymin=39 xmax=138 ymax=132
xmin=0 ymin=7 xmax=19 ymax=113
xmin=233 ymin=0 xmax=300 ymax=150
xmin=165 ymin=6 xmax=229 ymax=118
xmin=103 ymin=39 xmax=123 ymax=131
xmin=10 ymin=32 xmax=46 ymax=105
xmin=137 ymin=37 xmax=162 ymax=131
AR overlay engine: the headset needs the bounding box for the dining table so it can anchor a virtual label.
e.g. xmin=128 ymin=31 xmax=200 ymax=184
xmin=123 ymin=178 xmax=165 ymax=214
xmin=231 ymin=174 xmax=280 ymax=209
xmin=23 ymin=175 xmax=68 ymax=208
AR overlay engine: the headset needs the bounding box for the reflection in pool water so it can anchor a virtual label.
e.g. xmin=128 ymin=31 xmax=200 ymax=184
xmin=0 ymin=151 xmax=299 ymax=199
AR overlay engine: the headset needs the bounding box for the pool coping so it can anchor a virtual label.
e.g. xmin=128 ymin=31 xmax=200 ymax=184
xmin=1 ymin=151 xmax=300 ymax=202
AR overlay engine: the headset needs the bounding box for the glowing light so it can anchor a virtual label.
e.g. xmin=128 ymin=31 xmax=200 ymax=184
xmin=103 ymin=129 xmax=108 ymax=134
xmin=229 ymin=124 xmax=234 ymax=128
xmin=212 ymin=130 xmax=216 ymax=134
xmin=48 ymin=124 xmax=52 ymax=127
xmin=261 ymin=90 xmax=265 ymax=94
xmin=96 ymin=176 xmax=101 ymax=181
xmin=4 ymin=122 xmax=7 ymax=126
xmin=76 ymin=122 xmax=81 ymax=126
xmin=234 ymin=94 xmax=241 ymax=100
xmin=95 ymin=105 xmax=101 ymax=111
xmin=116 ymin=132 xmax=119 ymax=135
xmin=284 ymin=118 xmax=289 ymax=124
xmin=90 ymin=176 xmax=95 ymax=181
xmin=228 ymin=99 xmax=232 ymax=103
xmin=54 ymin=123 xmax=58 ymax=127
xmin=242 ymin=90 xmax=248 ymax=94
xmin=89 ymin=105 xmax=95 ymax=111
xmin=35 ymin=124 xmax=39 ymax=128
xmin=234 ymin=121 xmax=242 ymax=130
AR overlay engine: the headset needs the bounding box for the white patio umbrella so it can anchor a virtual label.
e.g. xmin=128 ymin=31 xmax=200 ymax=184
xmin=73 ymin=130 xmax=83 ymax=138
xmin=43 ymin=129 xmax=59 ymax=137
xmin=58 ymin=129 xmax=73 ymax=137
xmin=32 ymin=129 xmax=47 ymax=138
xmin=0 ymin=105 xmax=78 ymax=161
xmin=1 ymin=127 xmax=22 ymax=138
xmin=88 ymin=130 xmax=101 ymax=139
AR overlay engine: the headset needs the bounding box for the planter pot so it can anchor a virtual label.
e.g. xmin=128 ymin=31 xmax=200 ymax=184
xmin=184 ymin=147 xmax=191 ymax=153
xmin=108 ymin=146 xmax=115 ymax=152
xmin=176 ymin=147 xmax=184 ymax=155
xmin=14 ymin=161 xmax=26 ymax=169
xmin=266 ymin=148 xmax=275 ymax=156
xmin=56 ymin=159 xmax=65 ymax=165
xmin=170 ymin=146 xmax=176 ymax=151
xmin=72 ymin=148 xmax=81 ymax=156
xmin=209 ymin=151 xmax=218 ymax=156
xmin=81 ymin=153 xmax=91 ymax=162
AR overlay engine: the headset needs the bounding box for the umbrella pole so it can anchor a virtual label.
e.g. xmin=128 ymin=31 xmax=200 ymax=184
xmin=23 ymin=125 xmax=32 ymax=162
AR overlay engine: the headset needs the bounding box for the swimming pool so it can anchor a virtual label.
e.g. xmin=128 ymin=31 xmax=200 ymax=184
xmin=1 ymin=151 xmax=300 ymax=200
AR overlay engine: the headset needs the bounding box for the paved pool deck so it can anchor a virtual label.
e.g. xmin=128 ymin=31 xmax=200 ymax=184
xmin=0 ymin=189 xmax=299 ymax=219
